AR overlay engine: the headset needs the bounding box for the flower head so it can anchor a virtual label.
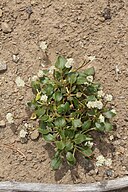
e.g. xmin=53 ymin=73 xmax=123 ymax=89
xmin=86 ymin=101 xmax=95 ymax=109
xmin=105 ymin=94 xmax=113 ymax=102
xmin=65 ymin=58 xmax=74 ymax=68
xmin=49 ymin=66 xmax=55 ymax=75
xmin=40 ymin=94 xmax=48 ymax=102
xmin=85 ymin=141 xmax=93 ymax=148
xmin=86 ymin=75 xmax=93 ymax=83
xmin=37 ymin=70 xmax=44 ymax=77
xmin=97 ymin=90 xmax=105 ymax=98
xmin=95 ymin=100 xmax=103 ymax=109
xmin=31 ymin=75 xmax=38 ymax=82
xmin=99 ymin=114 xmax=105 ymax=123
xmin=111 ymin=109 xmax=116 ymax=114
xmin=96 ymin=155 xmax=105 ymax=166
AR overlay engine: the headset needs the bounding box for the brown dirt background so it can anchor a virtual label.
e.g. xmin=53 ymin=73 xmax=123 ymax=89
xmin=0 ymin=0 xmax=128 ymax=185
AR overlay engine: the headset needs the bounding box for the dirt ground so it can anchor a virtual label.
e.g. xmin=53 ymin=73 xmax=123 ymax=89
xmin=0 ymin=0 xmax=128 ymax=185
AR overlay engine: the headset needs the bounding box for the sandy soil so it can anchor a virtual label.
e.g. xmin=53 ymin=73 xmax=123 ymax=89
xmin=0 ymin=0 xmax=128 ymax=184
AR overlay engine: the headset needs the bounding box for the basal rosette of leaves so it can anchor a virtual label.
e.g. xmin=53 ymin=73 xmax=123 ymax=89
xmin=28 ymin=56 xmax=116 ymax=170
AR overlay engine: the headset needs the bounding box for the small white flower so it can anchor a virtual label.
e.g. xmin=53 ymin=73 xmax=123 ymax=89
xmin=96 ymin=155 xmax=105 ymax=166
xmin=111 ymin=109 xmax=116 ymax=114
xmin=85 ymin=141 xmax=93 ymax=148
xmin=76 ymin=92 xmax=82 ymax=98
xmin=65 ymin=58 xmax=74 ymax=68
xmin=105 ymin=94 xmax=113 ymax=102
xmin=6 ymin=113 xmax=14 ymax=124
xmin=84 ymin=82 xmax=89 ymax=85
xmin=86 ymin=75 xmax=93 ymax=83
xmin=49 ymin=66 xmax=55 ymax=75
xmin=39 ymin=41 xmax=47 ymax=51
xmin=97 ymin=90 xmax=105 ymax=98
xmin=99 ymin=114 xmax=105 ymax=123
xmin=15 ymin=76 xmax=25 ymax=87
xmin=104 ymin=158 xmax=112 ymax=166
xmin=31 ymin=75 xmax=38 ymax=82
xmin=95 ymin=100 xmax=103 ymax=109
xmin=40 ymin=94 xmax=48 ymax=102
xmin=19 ymin=129 xmax=28 ymax=138
xmin=87 ymin=101 xmax=95 ymax=109
xmin=37 ymin=70 xmax=44 ymax=77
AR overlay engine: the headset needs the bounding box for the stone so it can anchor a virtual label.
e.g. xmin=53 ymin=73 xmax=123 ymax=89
xmin=1 ymin=22 xmax=12 ymax=33
xmin=0 ymin=61 xmax=7 ymax=73
xmin=30 ymin=129 xmax=39 ymax=140
xmin=12 ymin=54 xmax=19 ymax=63
xmin=0 ymin=120 xmax=6 ymax=128
xmin=0 ymin=9 xmax=3 ymax=17
xmin=105 ymin=169 xmax=113 ymax=177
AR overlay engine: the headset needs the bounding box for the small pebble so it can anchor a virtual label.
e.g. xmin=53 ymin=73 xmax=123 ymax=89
xmin=0 ymin=120 xmax=6 ymax=128
xmin=0 ymin=61 xmax=7 ymax=73
xmin=102 ymin=7 xmax=111 ymax=20
xmin=1 ymin=22 xmax=12 ymax=33
xmin=30 ymin=129 xmax=39 ymax=140
xmin=39 ymin=41 xmax=47 ymax=51
xmin=105 ymin=169 xmax=113 ymax=177
xmin=12 ymin=55 xmax=19 ymax=63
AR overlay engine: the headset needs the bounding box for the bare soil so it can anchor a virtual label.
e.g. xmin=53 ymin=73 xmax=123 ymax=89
xmin=0 ymin=0 xmax=128 ymax=184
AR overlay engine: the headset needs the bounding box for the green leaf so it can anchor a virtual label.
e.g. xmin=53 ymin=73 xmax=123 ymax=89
xmin=43 ymin=134 xmax=55 ymax=141
xmin=104 ymin=122 xmax=113 ymax=132
xmin=65 ymin=129 xmax=75 ymax=139
xmin=82 ymin=120 xmax=91 ymax=130
xmin=51 ymin=157 xmax=62 ymax=170
xmin=54 ymin=117 xmax=66 ymax=127
xmin=55 ymin=56 xmax=67 ymax=70
xmin=104 ymin=111 xmax=116 ymax=119
xmin=72 ymin=119 xmax=82 ymax=129
xmin=86 ymin=95 xmax=96 ymax=101
xmin=72 ymin=98 xmax=79 ymax=108
xmin=74 ymin=133 xmax=86 ymax=144
xmin=56 ymin=140 xmax=65 ymax=150
xmin=67 ymin=72 xmax=78 ymax=84
xmin=40 ymin=115 xmax=49 ymax=122
xmin=84 ymin=67 xmax=95 ymax=76
xmin=35 ymin=108 xmax=46 ymax=117
xmin=65 ymin=141 xmax=73 ymax=151
xmin=66 ymin=152 xmax=76 ymax=164
xmin=79 ymin=147 xmax=93 ymax=157
xmin=45 ymin=84 xmax=54 ymax=95
xmin=53 ymin=70 xmax=61 ymax=80
xmin=76 ymin=76 xmax=86 ymax=85
xmin=57 ymin=102 xmax=70 ymax=114
xmin=53 ymin=92 xmax=63 ymax=102
xmin=95 ymin=122 xmax=104 ymax=131
xmin=31 ymin=81 xmax=41 ymax=93
xmin=38 ymin=128 xmax=49 ymax=135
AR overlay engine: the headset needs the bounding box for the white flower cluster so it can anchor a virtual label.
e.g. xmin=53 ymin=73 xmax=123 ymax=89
xmin=40 ymin=94 xmax=48 ymax=102
xmin=85 ymin=141 xmax=93 ymax=148
xmin=49 ymin=66 xmax=55 ymax=75
xmin=87 ymin=100 xmax=103 ymax=110
xmin=86 ymin=75 xmax=93 ymax=82
xmin=111 ymin=109 xmax=116 ymax=114
xmin=96 ymin=155 xmax=112 ymax=167
xmin=97 ymin=90 xmax=105 ymax=98
xmin=37 ymin=70 xmax=44 ymax=77
xmin=65 ymin=58 xmax=74 ymax=68
xmin=99 ymin=114 xmax=105 ymax=123
xmin=105 ymin=94 xmax=113 ymax=102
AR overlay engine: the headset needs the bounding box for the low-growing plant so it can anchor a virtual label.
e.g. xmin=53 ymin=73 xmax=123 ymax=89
xmin=28 ymin=56 xmax=116 ymax=170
